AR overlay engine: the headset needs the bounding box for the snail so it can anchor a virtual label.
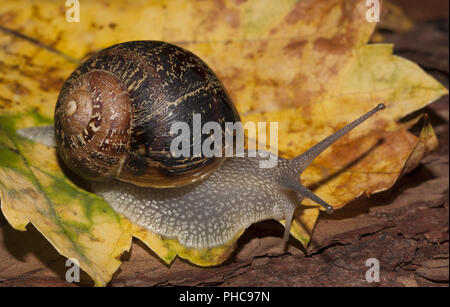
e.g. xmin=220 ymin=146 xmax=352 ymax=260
xmin=17 ymin=41 xmax=385 ymax=249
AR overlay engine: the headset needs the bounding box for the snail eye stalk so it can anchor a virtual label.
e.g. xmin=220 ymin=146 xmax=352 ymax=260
xmin=282 ymin=104 xmax=385 ymax=242
xmin=292 ymin=104 xmax=385 ymax=174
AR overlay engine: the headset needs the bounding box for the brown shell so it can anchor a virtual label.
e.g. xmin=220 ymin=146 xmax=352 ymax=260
xmin=54 ymin=41 xmax=241 ymax=188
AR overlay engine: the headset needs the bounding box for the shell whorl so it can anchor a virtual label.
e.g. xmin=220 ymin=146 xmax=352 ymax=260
xmin=55 ymin=70 xmax=132 ymax=181
xmin=55 ymin=41 xmax=241 ymax=187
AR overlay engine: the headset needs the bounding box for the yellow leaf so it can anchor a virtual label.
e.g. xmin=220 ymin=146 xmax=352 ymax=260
xmin=401 ymin=114 xmax=439 ymax=176
xmin=0 ymin=142 xmax=131 ymax=286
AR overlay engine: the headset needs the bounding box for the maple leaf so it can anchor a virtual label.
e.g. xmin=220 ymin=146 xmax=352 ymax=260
xmin=0 ymin=0 xmax=447 ymax=285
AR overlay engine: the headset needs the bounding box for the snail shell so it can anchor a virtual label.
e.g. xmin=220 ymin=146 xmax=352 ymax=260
xmin=54 ymin=41 xmax=240 ymax=188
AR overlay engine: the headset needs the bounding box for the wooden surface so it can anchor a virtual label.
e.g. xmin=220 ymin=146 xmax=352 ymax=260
xmin=0 ymin=6 xmax=449 ymax=287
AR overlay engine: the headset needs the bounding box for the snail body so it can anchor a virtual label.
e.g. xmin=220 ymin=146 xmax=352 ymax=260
xmin=18 ymin=41 xmax=385 ymax=249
